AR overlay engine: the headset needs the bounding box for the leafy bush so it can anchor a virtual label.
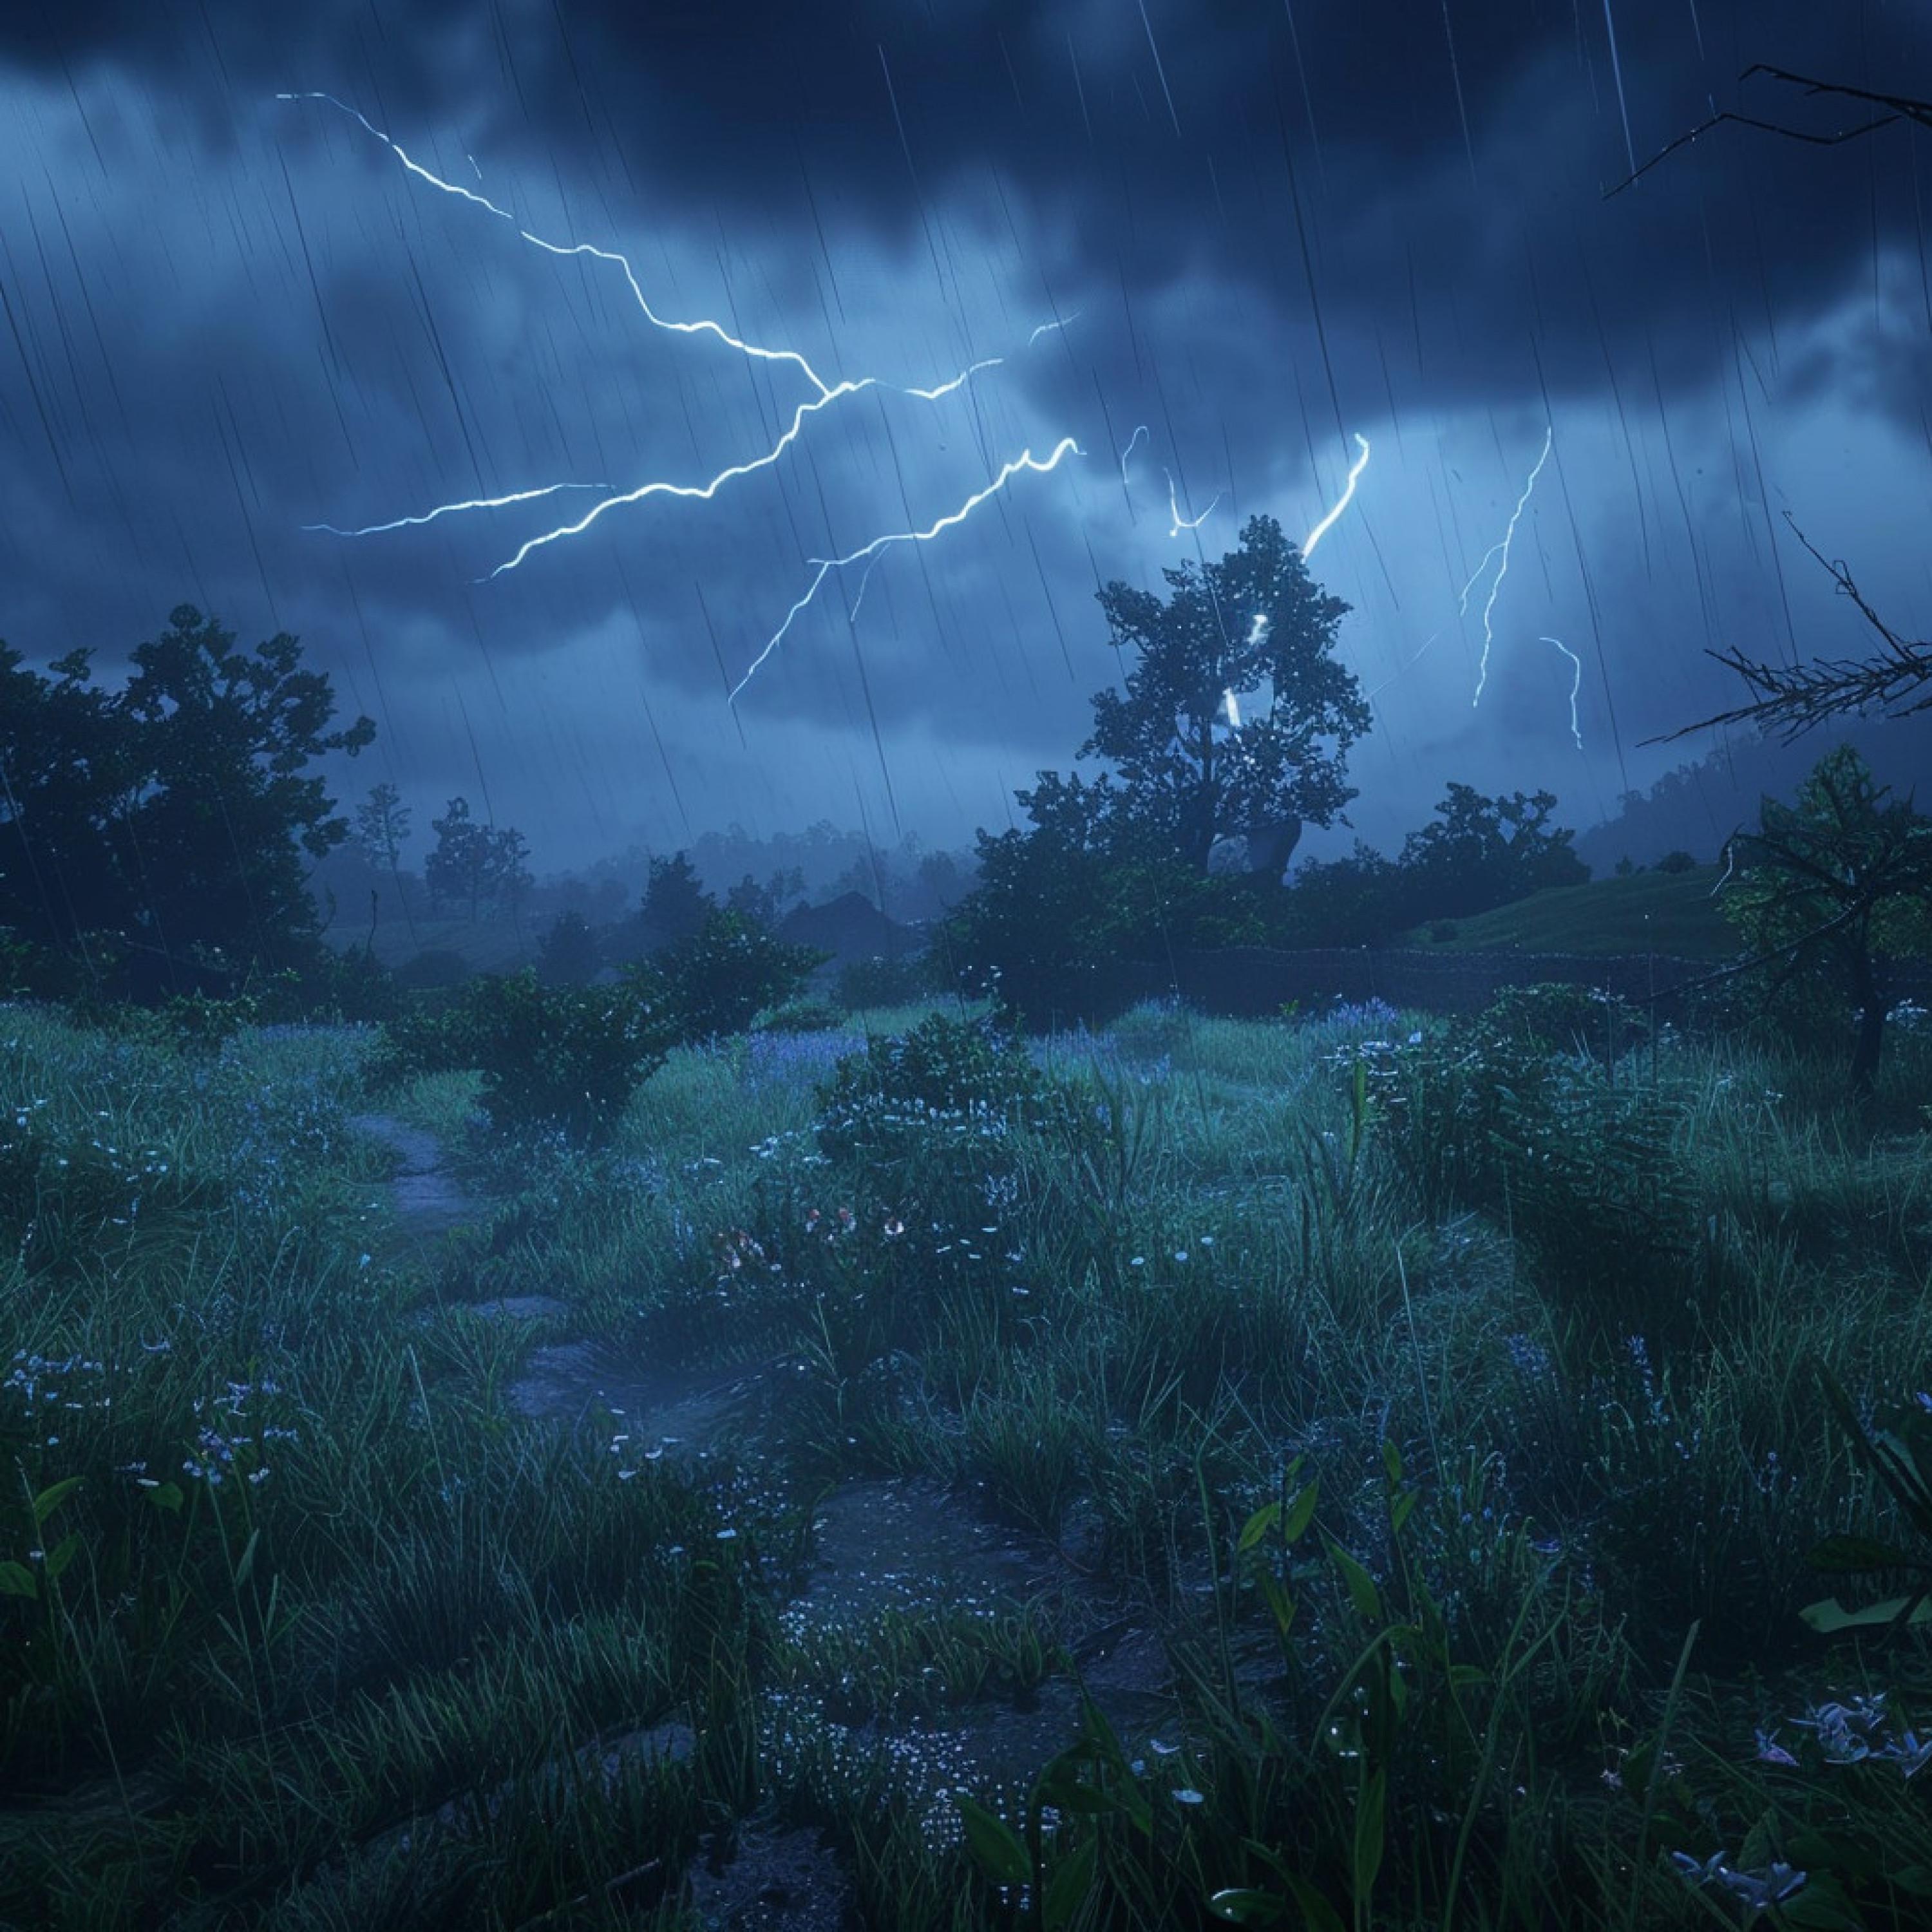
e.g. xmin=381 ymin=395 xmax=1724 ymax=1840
xmin=1365 ymin=986 xmax=1703 ymax=1338
xmin=1656 ymin=848 xmax=1699 ymax=873
xmin=655 ymin=909 xmax=826 ymax=1041
xmin=464 ymin=971 xmax=676 ymax=1144
xmin=372 ymin=971 xmax=675 ymax=1144
xmin=814 ymin=1010 xmax=1046 ymax=1170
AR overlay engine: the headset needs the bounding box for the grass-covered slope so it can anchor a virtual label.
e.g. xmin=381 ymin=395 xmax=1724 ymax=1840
xmin=1397 ymin=863 xmax=1738 ymax=957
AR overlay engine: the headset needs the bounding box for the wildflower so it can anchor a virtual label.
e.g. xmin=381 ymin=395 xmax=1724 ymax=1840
xmin=1172 ymin=1788 xmax=1204 ymax=1805
xmin=1754 ymin=1728 xmax=1797 ymax=1766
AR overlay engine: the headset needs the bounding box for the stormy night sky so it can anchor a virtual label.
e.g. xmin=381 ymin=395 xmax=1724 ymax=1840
xmin=1 ymin=1 xmax=1929 ymax=875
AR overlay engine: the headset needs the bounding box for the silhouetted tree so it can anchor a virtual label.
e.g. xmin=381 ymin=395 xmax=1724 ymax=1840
xmin=424 ymin=797 xmax=530 ymax=921
xmin=636 ymin=852 xmax=713 ymax=951
xmin=1718 ymin=745 xmax=1932 ymax=1097
xmin=0 ymin=603 xmax=374 ymax=996
xmin=1396 ymin=783 xmax=1589 ymax=922
xmin=1086 ymin=514 xmax=1370 ymax=874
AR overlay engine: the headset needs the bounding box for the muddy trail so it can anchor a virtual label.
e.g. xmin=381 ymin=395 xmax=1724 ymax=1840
xmin=350 ymin=1113 xmax=1184 ymax=1924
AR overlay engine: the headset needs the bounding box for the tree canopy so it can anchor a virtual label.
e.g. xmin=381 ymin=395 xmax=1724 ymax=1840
xmin=0 ymin=604 xmax=374 ymax=996
xmin=1086 ymin=514 xmax=1370 ymax=873
xmin=1718 ymin=744 xmax=1932 ymax=1096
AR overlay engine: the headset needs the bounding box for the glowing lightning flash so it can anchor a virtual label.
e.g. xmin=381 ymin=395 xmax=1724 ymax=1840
xmin=1165 ymin=469 xmax=1221 ymax=538
xmin=279 ymin=91 xmax=1079 ymax=695
xmin=1218 ymin=438 xmax=1371 ymax=724
xmin=729 ymin=439 xmax=1082 ymax=704
xmin=1301 ymin=433 xmax=1371 ymax=556
xmin=1222 ymin=611 xmax=1269 ymax=728
xmin=1119 ymin=424 xmax=1148 ymax=489
xmin=1462 ymin=425 xmax=1553 ymax=708
xmin=1540 ymin=636 xmax=1584 ymax=748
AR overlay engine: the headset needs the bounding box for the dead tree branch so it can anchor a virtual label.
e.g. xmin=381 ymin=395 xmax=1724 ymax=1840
xmin=1642 ymin=518 xmax=1932 ymax=746
xmin=1604 ymin=64 xmax=1931 ymax=198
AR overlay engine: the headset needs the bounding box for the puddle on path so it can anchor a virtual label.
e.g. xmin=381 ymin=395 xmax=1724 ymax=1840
xmin=349 ymin=1111 xmax=480 ymax=1253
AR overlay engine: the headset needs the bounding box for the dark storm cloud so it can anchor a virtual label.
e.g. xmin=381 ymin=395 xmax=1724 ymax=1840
xmin=2 ymin=0 xmax=1929 ymax=871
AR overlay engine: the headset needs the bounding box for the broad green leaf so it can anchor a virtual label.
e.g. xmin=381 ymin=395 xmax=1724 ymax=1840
xmin=145 ymin=1482 xmax=185 ymax=1513
xmin=0 ymin=1559 xmax=37 ymax=1599
xmin=1282 ymin=1480 xmax=1318 ymax=1544
xmin=233 ymin=1528 xmax=260 ymax=1591
xmin=1776 ymin=1873 xmax=1866 ymax=1930
xmin=956 ymin=1795 xmax=1030 ymax=1888
xmin=31 ymin=1475 xmax=82 ymax=1526
xmin=1390 ymin=1490 xmax=1418 ymax=1537
xmin=1256 ymin=1571 xmax=1298 ymax=1640
xmin=1280 ymin=1871 xmax=1347 ymax=1932
xmin=1209 ymin=1889 xmax=1287 ymax=1926
xmin=1353 ymin=1768 xmax=1386 ymax=1902
xmin=43 ymin=1531 xmax=80 ymax=1583
xmin=1328 ymin=1542 xmax=1381 ymax=1623
xmin=1381 ymin=1441 xmax=1403 ymax=1486
xmin=1239 ymin=1502 xmax=1280 ymax=1554
xmin=1799 ymin=1593 xmax=1932 ymax=1633
xmin=1044 ymin=1839 xmax=1097 ymax=1932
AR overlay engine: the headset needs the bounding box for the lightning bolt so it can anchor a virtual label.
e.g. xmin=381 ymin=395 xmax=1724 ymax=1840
xmin=729 ymin=439 xmax=1081 ymax=704
xmin=1462 ymin=424 xmax=1553 ymax=708
xmin=1119 ymin=424 xmax=1149 ymax=488
xmin=1540 ymin=636 xmax=1584 ymax=748
xmin=279 ymin=91 xmax=1078 ymax=696
xmin=1301 ymin=432 xmax=1371 ymax=557
xmin=1214 ymin=437 xmax=1372 ymax=728
xmin=1165 ymin=469 xmax=1222 ymax=538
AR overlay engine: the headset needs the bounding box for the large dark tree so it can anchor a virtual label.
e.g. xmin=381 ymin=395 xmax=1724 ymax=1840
xmin=1718 ymin=745 xmax=1932 ymax=1097
xmin=1086 ymin=514 xmax=1370 ymax=875
xmin=0 ymin=604 xmax=374 ymax=995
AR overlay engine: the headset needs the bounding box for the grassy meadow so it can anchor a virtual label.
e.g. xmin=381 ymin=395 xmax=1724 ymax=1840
xmin=2 ymin=986 xmax=1929 ymax=1929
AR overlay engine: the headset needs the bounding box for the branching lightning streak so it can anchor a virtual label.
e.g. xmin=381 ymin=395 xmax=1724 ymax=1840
xmin=1301 ymin=432 xmax=1371 ymax=556
xmin=1028 ymin=312 xmax=1081 ymax=344
xmin=281 ymin=91 xmax=1082 ymax=697
xmin=1165 ymin=468 xmax=1221 ymax=537
xmin=1540 ymin=636 xmax=1584 ymax=748
xmin=1465 ymin=424 xmax=1553 ymax=707
xmin=728 ymin=438 xmax=1082 ymax=705
xmin=1119 ymin=423 xmax=1149 ymax=488
xmin=303 ymin=480 xmax=614 ymax=538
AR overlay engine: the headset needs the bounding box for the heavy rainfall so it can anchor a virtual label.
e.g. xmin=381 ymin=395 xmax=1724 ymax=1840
xmin=1 ymin=1 xmax=1931 ymax=1927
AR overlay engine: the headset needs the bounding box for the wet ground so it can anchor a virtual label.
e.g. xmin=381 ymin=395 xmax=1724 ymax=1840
xmin=350 ymin=1112 xmax=1185 ymax=1925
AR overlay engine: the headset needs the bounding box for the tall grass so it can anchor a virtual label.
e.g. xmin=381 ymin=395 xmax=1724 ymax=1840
xmin=3 ymin=990 xmax=1928 ymax=1927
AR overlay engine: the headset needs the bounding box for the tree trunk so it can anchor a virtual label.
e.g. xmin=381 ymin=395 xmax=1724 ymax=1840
xmin=1848 ymin=944 xmax=1884 ymax=1099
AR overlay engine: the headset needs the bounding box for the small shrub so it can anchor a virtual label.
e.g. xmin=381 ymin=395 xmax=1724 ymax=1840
xmin=1656 ymin=849 xmax=1699 ymax=873
xmin=466 ymin=970 xmax=676 ymax=1144
xmin=657 ymin=910 xmax=826 ymax=1041
xmin=814 ymin=1010 xmax=1045 ymax=1170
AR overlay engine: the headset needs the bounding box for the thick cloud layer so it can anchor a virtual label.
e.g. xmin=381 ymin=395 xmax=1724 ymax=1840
xmin=2 ymin=0 xmax=1928 ymax=868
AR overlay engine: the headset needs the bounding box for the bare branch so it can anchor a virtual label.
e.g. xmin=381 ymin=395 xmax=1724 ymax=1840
xmin=1602 ymin=63 xmax=1924 ymax=199
xmin=1640 ymin=518 xmax=1932 ymax=746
